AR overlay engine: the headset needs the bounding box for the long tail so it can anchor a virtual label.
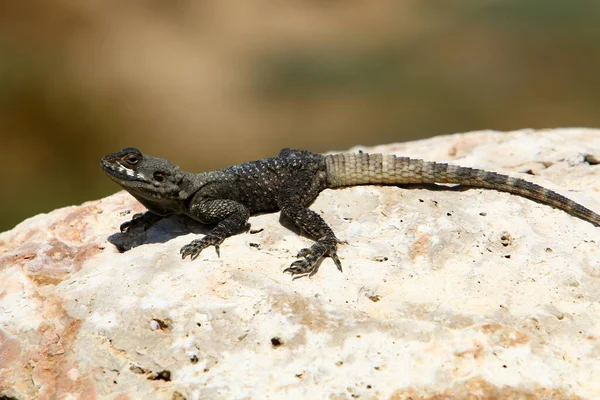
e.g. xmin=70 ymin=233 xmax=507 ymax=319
xmin=325 ymin=152 xmax=600 ymax=226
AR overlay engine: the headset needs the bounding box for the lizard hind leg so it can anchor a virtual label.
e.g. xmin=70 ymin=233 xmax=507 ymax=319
xmin=277 ymin=167 xmax=337 ymax=278
xmin=279 ymin=204 xmax=343 ymax=278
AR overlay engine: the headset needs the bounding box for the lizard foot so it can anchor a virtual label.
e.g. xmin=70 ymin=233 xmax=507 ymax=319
xmin=180 ymin=235 xmax=224 ymax=260
xmin=120 ymin=213 xmax=146 ymax=233
xmin=283 ymin=242 xmax=343 ymax=278
xmin=120 ymin=212 xmax=163 ymax=233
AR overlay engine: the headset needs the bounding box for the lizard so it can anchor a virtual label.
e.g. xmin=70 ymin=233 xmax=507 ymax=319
xmin=101 ymin=147 xmax=600 ymax=278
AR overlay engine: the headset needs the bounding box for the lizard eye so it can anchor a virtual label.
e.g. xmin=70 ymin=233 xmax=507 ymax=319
xmin=125 ymin=155 xmax=139 ymax=165
xmin=154 ymin=172 xmax=166 ymax=182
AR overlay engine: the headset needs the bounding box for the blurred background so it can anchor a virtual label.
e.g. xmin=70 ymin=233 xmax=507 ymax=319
xmin=1 ymin=0 xmax=599 ymax=231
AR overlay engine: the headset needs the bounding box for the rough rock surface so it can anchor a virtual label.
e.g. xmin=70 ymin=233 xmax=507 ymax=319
xmin=1 ymin=128 xmax=600 ymax=400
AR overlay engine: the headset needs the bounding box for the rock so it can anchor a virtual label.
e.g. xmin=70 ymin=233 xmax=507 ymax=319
xmin=1 ymin=128 xmax=600 ymax=399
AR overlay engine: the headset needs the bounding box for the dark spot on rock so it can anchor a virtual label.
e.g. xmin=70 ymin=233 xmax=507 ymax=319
xmin=367 ymin=294 xmax=381 ymax=302
xmin=149 ymin=370 xmax=171 ymax=381
xmin=172 ymin=391 xmax=186 ymax=400
xmin=500 ymin=233 xmax=512 ymax=247
xmin=130 ymin=365 xmax=147 ymax=374
xmin=152 ymin=318 xmax=171 ymax=330
xmin=584 ymin=154 xmax=600 ymax=165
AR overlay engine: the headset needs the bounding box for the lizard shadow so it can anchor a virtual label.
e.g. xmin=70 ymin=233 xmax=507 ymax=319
xmin=108 ymin=212 xmax=276 ymax=253
xmin=399 ymin=182 xmax=472 ymax=192
xmin=108 ymin=215 xmax=215 ymax=253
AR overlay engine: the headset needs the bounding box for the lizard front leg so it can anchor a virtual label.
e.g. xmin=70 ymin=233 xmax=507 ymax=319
xmin=180 ymin=199 xmax=250 ymax=260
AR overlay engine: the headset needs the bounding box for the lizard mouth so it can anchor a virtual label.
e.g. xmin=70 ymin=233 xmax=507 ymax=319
xmin=101 ymin=158 xmax=123 ymax=177
xmin=101 ymin=159 xmax=147 ymax=183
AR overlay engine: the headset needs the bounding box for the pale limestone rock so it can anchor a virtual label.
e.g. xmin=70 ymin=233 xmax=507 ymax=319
xmin=1 ymin=128 xmax=600 ymax=399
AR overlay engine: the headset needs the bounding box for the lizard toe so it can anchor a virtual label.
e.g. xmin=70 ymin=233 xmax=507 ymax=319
xmin=179 ymin=245 xmax=197 ymax=260
xmin=330 ymin=251 xmax=343 ymax=272
xmin=283 ymin=258 xmax=320 ymax=278
xmin=120 ymin=221 xmax=132 ymax=233
xmin=180 ymin=242 xmax=204 ymax=260
xmin=296 ymin=248 xmax=312 ymax=258
xmin=180 ymin=235 xmax=224 ymax=261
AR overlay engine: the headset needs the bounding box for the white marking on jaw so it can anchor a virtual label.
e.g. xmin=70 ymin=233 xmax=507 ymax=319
xmin=117 ymin=164 xmax=149 ymax=181
xmin=117 ymin=164 xmax=134 ymax=176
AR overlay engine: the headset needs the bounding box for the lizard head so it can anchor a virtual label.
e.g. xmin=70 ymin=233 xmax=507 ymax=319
xmin=101 ymin=148 xmax=187 ymax=201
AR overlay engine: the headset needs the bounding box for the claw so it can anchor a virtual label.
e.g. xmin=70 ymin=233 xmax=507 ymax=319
xmin=284 ymin=258 xmax=317 ymax=277
xmin=120 ymin=221 xmax=131 ymax=233
xmin=179 ymin=235 xmax=223 ymax=261
xmin=180 ymin=246 xmax=192 ymax=259
xmin=284 ymin=241 xmax=343 ymax=278
xmin=180 ymin=243 xmax=199 ymax=260
xmin=330 ymin=252 xmax=343 ymax=272
xmin=181 ymin=244 xmax=200 ymax=260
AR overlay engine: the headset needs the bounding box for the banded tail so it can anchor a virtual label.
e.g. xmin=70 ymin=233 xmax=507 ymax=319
xmin=324 ymin=152 xmax=600 ymax=226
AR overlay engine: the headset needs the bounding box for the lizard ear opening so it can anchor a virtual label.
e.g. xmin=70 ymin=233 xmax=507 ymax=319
xmin=153 ymin=171 xmax=166 ymax=182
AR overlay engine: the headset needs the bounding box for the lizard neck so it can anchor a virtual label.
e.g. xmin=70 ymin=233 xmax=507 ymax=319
xmin=124 ymin=171 xmax=205 ymax=216
xmin=178 ymin=171 xmax=209 ymax=199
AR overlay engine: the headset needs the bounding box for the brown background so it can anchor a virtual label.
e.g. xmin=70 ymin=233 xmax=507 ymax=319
xmin=1 ymin=0 xmax=599 ymax=232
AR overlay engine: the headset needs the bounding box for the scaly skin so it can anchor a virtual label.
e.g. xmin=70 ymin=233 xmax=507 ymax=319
xmin=324 ymin=153 xmax=600 ymax=226
xmin=101 ymin=148 xmax=600 ymax=278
